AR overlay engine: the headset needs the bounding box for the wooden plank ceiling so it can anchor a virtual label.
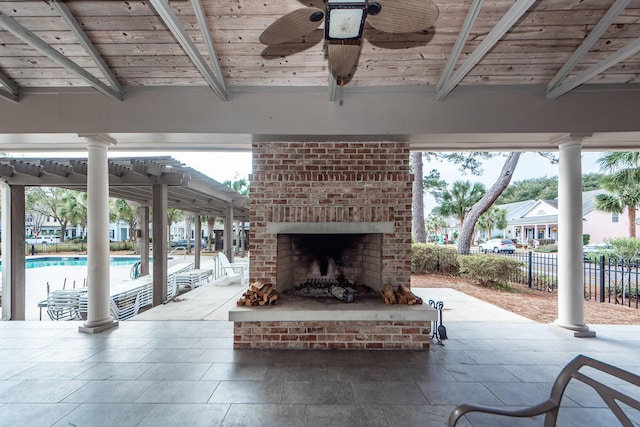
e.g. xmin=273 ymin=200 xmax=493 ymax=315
xmin=0 ymin=0 xmax=639 ymax=101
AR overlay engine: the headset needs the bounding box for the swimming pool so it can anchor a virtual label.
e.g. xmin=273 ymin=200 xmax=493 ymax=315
xmin=0 ymin=256 xmax=152 ymax=271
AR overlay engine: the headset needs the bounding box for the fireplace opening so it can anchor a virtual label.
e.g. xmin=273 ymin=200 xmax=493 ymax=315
xmin=277 ymin=233 xmax=383 ymax=297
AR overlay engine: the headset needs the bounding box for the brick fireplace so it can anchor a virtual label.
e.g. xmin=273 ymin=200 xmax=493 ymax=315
xmin=229 ymin=141 xmax=435 ymax=350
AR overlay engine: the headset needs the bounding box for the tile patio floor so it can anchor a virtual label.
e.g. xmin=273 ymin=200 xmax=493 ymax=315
xmin=0 ymin=286 xmax=638 ymax=426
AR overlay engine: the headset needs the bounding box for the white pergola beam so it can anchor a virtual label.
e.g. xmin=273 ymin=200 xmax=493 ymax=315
xmin=150 ymin=0 xmax=228 ymax=101
xmin=436 ymin=0 xmax=536 ymax=101
xmin=436 ymin=0 xmax=484 ymax=93
xmin=51 ymin=0 xmax=122 ymax=94
xmin=0 ymin=12 xmax=122 ymax=101
xmin=547 ymin=0 xmax=630 ymax=93
xmin=0 ymin=70 xmax=18 ymax=102
xmin=191 ymin=0 xmax=227 ymax=95
xmin=547 ymin=37 xmax=640 ymax=100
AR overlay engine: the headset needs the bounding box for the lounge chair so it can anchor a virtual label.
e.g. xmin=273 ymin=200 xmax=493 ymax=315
xmin=449 ymin=354 xmax=640 ymax=427
xmin=217 ymin=252 xmax=248 ymax=287
xmin=46 ymin=289 xmax=86 ymax=320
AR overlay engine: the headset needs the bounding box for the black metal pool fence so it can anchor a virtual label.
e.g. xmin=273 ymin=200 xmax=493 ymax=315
xmin=431 ymin=250 xmax=639 ymax=310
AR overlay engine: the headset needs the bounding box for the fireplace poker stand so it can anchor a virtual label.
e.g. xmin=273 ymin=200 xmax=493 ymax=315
xmin=429 ymin=299 xmax=447 ymax=346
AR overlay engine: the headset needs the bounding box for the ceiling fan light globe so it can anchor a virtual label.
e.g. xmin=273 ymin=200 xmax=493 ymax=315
xmin=325 ymin=1 xmax=368 ymax=40
xmin=328 ymin=9 xmax=364 ymax=39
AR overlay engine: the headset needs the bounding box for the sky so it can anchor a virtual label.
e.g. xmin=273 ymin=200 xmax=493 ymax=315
xmin=125 ymin=150 xmax=603 ymax=186
xmin=162 ymin=150 xmax=604 ymax=213
xmin=16 ymin=149 xmax=603 ymax=210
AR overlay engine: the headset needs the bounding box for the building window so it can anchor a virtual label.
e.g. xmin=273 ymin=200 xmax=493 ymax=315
xmin=612 ymin=213 xmax=619 ymax=223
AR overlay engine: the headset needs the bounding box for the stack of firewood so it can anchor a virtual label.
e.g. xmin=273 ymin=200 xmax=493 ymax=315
xmin=381 ymin=283 xmax=423 ymax=305
xmin=237 ymin=281 xmax=279 ymax=306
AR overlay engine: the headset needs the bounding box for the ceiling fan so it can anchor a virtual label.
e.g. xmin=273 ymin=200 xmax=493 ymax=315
xmin=259 ymin=0 xmax=440 ymax=85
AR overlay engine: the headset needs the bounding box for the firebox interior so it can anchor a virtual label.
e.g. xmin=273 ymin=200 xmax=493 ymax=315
xmin=276 ymin=233 xmax=383 ymax=293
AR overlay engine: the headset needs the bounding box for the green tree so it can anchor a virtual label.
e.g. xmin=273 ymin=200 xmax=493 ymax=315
xmin=25 ymin=188 xmax=47 ymax=238
xmin=424 ymin=152 xmax=497 ymax=175
xmin=477 ymin=207 xmax=508 ymax=239
xmin=411 ymin=152 xmax=426 ymax=242
xmin=595 ymin=152 xmax=640 ymax=238
xmin=223 ymin=176 xmax=249 ymax=196
xmin=111 ymin=198 xmax=137 ymax=240
xmin=59 ymin=191 xmax=88 ymax=238
xmin=205 ymin=215 xmax=217 ymax=251
xmin=184 ymin=212 xmax=194 ymax=252
xmin=28 ymin=188 xmax=73 ymax=241
xmin=496 ymin=177 xmax=558 ymax=204
xmin=457 ymin=153 xmax=521 ymax=253
xmin=433 ymin=181 xmax=486 ymax=227
xmin=424 ymin=214 xmax=447 ymax=242
xmin=167 ymin=208 xmax=184 ymax=242
xmin=582 ymin=172 xmax=605 ymax=192
xmin=495 ymin=173 xmax=604 ymax=204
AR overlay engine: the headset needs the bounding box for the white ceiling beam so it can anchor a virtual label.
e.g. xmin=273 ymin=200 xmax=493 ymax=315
xmin=547 ymin=37 xmax=640 ymax=100
xmin=436 ymin=0 xmax=484 ymax=94
xmin=51 ymin=0 xmax=122 ymax=94
xmin=191 ymin=0 xmax=227 ymax=95
xmin=436 ymin=0 xmax=536 ymax=101
xmin=150 ymin=0 xmax=228 ymax=101
xmin=0 ymin=70 xmax=19 ymax=102
xmin=0 ymin=12 xmax=123 ymax=101
xmin=547 ymin=0 xmax=630 ymax=93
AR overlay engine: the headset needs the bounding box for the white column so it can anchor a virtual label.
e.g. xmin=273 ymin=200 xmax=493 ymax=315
xmin=555 ymin=137 xmax=594 ymax=337
xmin=79 ymin=134 xmax=118 ymax=333
xmin=224 ymin=206 xmax=234 ymax=262
xmin=194 ymin=214 xmax=201 ymax=269
xmin=1 ymin=183 xmax=12 ymax=320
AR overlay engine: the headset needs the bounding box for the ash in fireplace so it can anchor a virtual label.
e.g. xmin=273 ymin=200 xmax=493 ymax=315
xmin=285 ymin=278 xmax=374 ymax=303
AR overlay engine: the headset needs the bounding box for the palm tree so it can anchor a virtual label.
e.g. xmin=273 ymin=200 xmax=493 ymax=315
xmin=205 ymin=215 xmax=217 ymax=250
xmin=223 ymin=177 xmax=249 ymax=196
xmin=184 ymin=212 xmax=194 ymax=252
xmin=596 ymin=152 xmax=640 ymax=237
xmin=425 ymin=214 xmax=447 ymax=242
xmin=58 ymin=191 xmax=87 ymax=238
xmin=477 ymin=207 xmax=508 ymax=240
xmin=433 ymin=180 xmax=485 ymax=227
xmin=167 ymin=208 xmax=184 ymax=243
xmin=111 ymin=198 xmax=136 ymax=240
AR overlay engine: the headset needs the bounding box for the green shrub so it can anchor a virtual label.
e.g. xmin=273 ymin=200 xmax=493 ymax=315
xmin=411 ymin=243 xmax=459 ymax=275
xmin=606 ymin=237 xmax=640 ymax=261
xmin=458 ymin=254 xmax=523 ymax=288
xmin=110 ymin=241 xmax=135 ymax=251
xmin=583 ymin=234 xmax=590 ymax=245
xmin=535 ymin=244 xmax=557 ymax=253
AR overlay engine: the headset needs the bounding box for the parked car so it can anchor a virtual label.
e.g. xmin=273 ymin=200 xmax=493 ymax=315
xmin=25 ymin=235 xmax=60 ymax=245
xmin=170 ymin=239 xmax=206 ymax=249
xmin=583 ymin=242 xmax=612 ymax=261
xmin=478 ymin=239 xmax=516 ymax=254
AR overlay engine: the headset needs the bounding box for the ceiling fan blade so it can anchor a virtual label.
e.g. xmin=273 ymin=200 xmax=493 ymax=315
xmin=368 ymin=0 xmax=439 ymax=34
xmin=327 ymin=43 xmax=361 ymax=85
xmin=260 ymin=8 xmax=324 ymax=45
